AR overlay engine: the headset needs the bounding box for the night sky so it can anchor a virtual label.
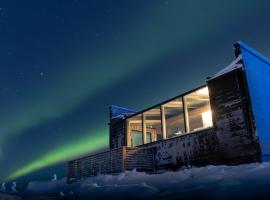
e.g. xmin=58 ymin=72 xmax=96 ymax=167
xmin=1 ymin=0 xmax=270 ymax=182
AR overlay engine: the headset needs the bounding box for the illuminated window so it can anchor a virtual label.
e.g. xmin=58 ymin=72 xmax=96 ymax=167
xmin=126 ymin=86 xmax=213 ymax=146
xmin=143 ymin=107 xmax=162 ymax=143
xmin=163 ymin=98 xmax=185 ymax=138
xmin=131 ymin=130 xmax=143 ymax=147
xmin=127 ymin=114 xmax=143 ymax=147
xmin=146 ymin=132 xmax=152 ymax=143
xmin=184 ymin=87 xmax=213 ymax=132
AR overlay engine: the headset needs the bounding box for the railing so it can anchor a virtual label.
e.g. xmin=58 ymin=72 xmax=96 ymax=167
xmin=67 ymin=146 xmax=154 ymax=181
xmin=124 ymin=147 xmax=154 ymax=173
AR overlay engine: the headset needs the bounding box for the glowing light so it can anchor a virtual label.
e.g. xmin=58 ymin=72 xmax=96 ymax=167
xmin=201 ymin=111 xmax=213 ymax=128
xmin=7 ymin=129 xmax=108 ymax=181
xmin=196 ymin=87 xmax=209 ymax=95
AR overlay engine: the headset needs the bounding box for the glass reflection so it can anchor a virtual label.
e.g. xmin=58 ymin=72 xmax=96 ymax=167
xmin=163 ymin=98 xmax=185 ymax=138
xmin=127 ymin=114 xmax=143 ymax=147
xmin=184 ymin=87 xmax=213 ymax=132
xmin=143 ymin=107 xmax=162 ymax=143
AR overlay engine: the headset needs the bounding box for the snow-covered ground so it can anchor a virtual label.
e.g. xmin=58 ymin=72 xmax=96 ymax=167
xmin=0 ymin=194 xmax=21 ymax=200
xmin=4 ymin=162 xmax=270 ymax=199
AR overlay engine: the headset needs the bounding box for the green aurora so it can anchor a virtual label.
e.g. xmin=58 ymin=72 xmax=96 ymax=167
xmin=1 ymin=0 xmax=265 ymax=149
xmin=8 ymin=129 xmax=108 ymax=181
xmin=2 ymin=0 xmax=270 ymax=182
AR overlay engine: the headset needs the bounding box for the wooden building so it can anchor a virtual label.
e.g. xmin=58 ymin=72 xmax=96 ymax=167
xmin=67 ymin=42 xmax=270 ymax=182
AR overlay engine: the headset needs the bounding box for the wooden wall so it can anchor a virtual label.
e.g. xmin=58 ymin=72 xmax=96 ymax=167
xmin=207 ymin=68 xmax=261 ymax=164
xmin=67 ymin=146 xmax=154 ymax=182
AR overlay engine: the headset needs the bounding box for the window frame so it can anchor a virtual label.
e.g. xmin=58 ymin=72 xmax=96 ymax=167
xmin=125 ymin=85 xmax=213 ymax=146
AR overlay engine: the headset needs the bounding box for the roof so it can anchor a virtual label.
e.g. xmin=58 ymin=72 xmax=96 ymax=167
xmin=236 ymin=41 xmax=270 ymax=65
xmin=209 ymin=55 xmax=243 ymax=80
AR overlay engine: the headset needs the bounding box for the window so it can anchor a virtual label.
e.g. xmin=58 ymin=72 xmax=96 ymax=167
xmin=131 ymin=130 xmax=143 ymax=147
xmin=146 ymin=132 xmax=152 ymax=143
xmin=125 ymin=86 xmax=213 ymax=146
xmin=127 ymin=114 xmax=143 ymax=147
xmin=143 ymin=107 xmax=162 ymax=143
xmin=184 ymin=87 xmax=213 ymax=132
xmin=163 ymin=98 xmax=185 ymax=138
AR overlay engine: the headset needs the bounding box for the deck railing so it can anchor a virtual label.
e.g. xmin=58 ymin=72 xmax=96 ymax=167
xmin=67 ymin=146 xmax=154 ymax=181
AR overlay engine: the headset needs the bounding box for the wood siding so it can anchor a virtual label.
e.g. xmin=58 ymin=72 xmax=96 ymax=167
xmin=109 ymin=118 xmax=126 ymax=149
xmin=67 ymin=146 xmax=154 ymax=182
xmin=207 ymin=69 xmax=261 ymax=164
xmin=142 ymin=128 xmax=219 ymax=171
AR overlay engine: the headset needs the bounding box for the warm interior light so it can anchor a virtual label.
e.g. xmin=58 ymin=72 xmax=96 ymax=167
xmin=196 ymin=87 xmax=209 ymax=95
xmin=201 ymin=110 xmax=213 ymax=128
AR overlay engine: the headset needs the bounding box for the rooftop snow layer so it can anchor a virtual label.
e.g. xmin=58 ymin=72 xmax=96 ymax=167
xmin=209 ymin=55 xmax=243 ymax=80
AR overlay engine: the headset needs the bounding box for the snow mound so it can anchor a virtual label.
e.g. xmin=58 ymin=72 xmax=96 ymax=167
xmin=22 ymin=163 xmax=270 ymax=199
xmin=0 ymin=194 xmax=21 ymax=200
xmin=77 ymin=182 xmax=157 ymax=200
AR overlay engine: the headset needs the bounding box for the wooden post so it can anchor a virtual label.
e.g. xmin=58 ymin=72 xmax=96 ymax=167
xmin=183 ymin=96 xmax=190 ymax=133
xmin=161 ymin=105 xmax=166 ymax=139
xmin=152 ymin=148 xmax=155 ymax=174
xmin=126 ymin=121 xmax=131 ymax=147
xmin=122 ymin=146 xmax=127 ymax=171
xmin=142 ymin=114 xmax=147 ymax=144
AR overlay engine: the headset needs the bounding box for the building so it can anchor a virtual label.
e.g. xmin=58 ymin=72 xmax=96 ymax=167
xmin=67 ymin=41 xmax=270 ymax=182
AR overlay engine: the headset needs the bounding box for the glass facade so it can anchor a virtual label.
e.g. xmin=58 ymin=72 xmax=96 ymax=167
xmin=126 ymin=86 xmax=213 ymax=147
xmin=127 ymin=114 xmax=143 ymax=147
xmin=144 ymin=107 xmax=162 ymax=143
xmin=163 ymin=98 xmax=185 ymax=138
xmin=184 ymin=87 xmax=212 ymax=132
xmin=146 ymin=132 xmax=152 ymax=143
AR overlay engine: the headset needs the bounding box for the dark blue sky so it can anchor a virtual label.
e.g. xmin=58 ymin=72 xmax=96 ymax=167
xmin=1 ymin=0 xmax=270 ymax=182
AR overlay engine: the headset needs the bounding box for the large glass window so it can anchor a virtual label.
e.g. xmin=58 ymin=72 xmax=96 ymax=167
xmin=163 ymin=98 xmax=185 ymax=138
xmin=125 ymin=86 xmax=213 ymax=146
xmin=143 ymin=107 xmax=162 ymax=143
xmin=184 ymin=87 xmax=213 ymax=132
xmin=127 ymin=114 xmax=143 ymax=147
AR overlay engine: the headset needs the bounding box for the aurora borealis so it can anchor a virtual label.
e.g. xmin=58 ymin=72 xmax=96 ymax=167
xmin=8 ymin=129 xmax=108 ymax=180
xmin=1 ymin=0 xmax=270 ymax=182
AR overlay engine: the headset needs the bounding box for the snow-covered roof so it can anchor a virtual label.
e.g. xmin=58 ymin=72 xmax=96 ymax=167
xmin=110 ymin=105 xmax=136 ymax=119
xmin=111 ymin=113 xmax=134 ymax=119
xmin=209 ymin=55 xmax=243 ymax=80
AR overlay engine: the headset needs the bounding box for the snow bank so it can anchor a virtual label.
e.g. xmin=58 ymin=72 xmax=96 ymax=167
xmin=0 ymin=194 xmax=21 ymax=200
xmin=22 ymin=163 xmax=270 ymax=199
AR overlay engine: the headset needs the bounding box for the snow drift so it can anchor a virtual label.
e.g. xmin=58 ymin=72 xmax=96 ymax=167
xmin=0 ymin=194 xmax=21 ymax=200
xmin=15 ymin=163 xmax=270 ymax=199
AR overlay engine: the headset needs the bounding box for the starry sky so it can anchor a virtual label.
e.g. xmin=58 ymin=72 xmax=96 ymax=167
xmin=1 ymin=0 xmax=270 ymax=183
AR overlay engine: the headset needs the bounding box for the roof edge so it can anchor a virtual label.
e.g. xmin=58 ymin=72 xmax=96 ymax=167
xmin=234 ymin=41 xmax=270 ymax=65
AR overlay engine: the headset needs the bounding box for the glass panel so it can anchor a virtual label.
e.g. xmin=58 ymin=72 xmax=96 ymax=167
xmin=184 ymin=87 xmax=213 ymax=132
xmin=131 ymin=131 xmax=143 ymax=147
xmin=146 ymin=132 xmax=152 ymax=143
xmin=127 ymin=114 xmax=143 ymax=147
xmin=144 ymin=107 xmax=162 ymax=143
xmin=163 ymin=98 xmax=185 ymax=138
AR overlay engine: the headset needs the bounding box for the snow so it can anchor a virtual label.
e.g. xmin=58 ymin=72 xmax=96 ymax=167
xmin=0 ymin=194 xmax=21 ymax=200
xmin=209 ymin=55 xmax=243 ymax=80
xmin=5 ymin=162 xmax=270 ymax=199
